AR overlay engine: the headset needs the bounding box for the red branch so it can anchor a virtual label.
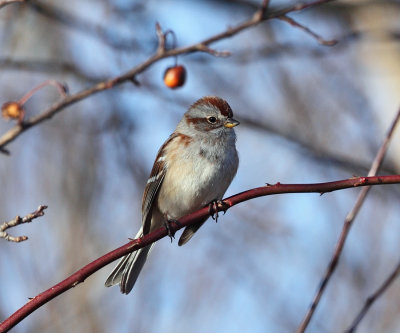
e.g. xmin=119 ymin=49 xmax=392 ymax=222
xmin=0 ymin=175 xmax=399 ymax=332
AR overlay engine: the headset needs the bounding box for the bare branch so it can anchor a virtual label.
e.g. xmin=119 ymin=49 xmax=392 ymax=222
xmin=297 ymin=106 xmax=400 ymax=333
xmin=1 ymin=175 xmax=400 ymax=332
xmin=0 ymin=205 xmax=48 ymax=242
xmin=344 ymin=260 xmax=400 ymax=333
xmin=278 ymin=15 xmax=337 ymax=46
xmin=0 ymin=0 xmax=337 ymax=153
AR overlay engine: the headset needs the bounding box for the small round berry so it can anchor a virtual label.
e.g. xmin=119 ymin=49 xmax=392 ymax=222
xmin=163 ymin=65 xmax=186 ymax=89
xmin=1 ymin=102 xmax=25 ymax=122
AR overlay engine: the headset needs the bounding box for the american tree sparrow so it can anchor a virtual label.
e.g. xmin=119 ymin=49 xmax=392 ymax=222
xmin=105 ymin=96 xmax=239 ymax=294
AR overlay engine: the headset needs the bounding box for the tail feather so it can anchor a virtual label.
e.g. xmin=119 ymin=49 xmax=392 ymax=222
xmin=178 ymin=218 xmax=207 ymax=246
xmin=105 ymin=228 xmax=154 ymax=294
xmin=106 ymin=216 xmax=209 ymax=293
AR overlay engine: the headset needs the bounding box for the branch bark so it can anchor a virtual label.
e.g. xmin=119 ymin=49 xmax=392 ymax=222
xmin=0 ymin=175 xmax=399 ymax=332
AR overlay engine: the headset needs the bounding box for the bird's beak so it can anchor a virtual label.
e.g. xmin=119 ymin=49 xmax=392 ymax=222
xmin=224 ymin=118 xmax=240 ymax=128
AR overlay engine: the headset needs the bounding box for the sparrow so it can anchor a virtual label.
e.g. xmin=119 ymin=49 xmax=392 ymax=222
xmin=105 ymin=96 xmax=239 ymax=294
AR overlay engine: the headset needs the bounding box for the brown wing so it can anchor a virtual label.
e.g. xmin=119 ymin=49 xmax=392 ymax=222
xmin=141 ymin=133 xmax=177 ymax=234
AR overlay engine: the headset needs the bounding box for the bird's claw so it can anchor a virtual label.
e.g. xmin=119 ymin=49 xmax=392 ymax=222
xmin=164 ymin=219 xmax=180 ymax=242
xmin=208 ymin=200 xmax=229 ymax=223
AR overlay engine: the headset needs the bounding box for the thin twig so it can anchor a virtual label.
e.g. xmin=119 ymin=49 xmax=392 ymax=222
xmin=1 ymin=175 xmax=400 ymax=332
xmin=278 ymin=15 xmax=337 ymax=46
xmin=0 ymin=205 xmax=48 ymax=242
xmin=17 ymin=80 xmax=68 ymax=106
xmin=0 ymin=0 xmax=336 ymax=153
xmin=297 ymin=107 xmax=400 ymax=333
xmin=344 ymin=260 xmax=400 ymax=333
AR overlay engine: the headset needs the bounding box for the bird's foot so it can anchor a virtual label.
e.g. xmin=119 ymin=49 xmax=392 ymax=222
xmin=208 ymin=200 xmax=229 ymax=223
xmin=163 ymin=217 xmax=180 ymax=242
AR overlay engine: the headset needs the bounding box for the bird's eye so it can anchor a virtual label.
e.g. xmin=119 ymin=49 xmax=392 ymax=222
xmin=207 ymin=116 xmax=217 ymax=124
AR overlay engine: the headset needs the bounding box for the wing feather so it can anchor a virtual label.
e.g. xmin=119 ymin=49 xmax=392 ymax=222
xmin=141 ymin=133 xmax=178 ymax=234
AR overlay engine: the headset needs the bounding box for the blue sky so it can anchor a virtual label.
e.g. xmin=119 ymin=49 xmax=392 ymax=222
xmin=1 ymin=1 xmax=400 ymax=333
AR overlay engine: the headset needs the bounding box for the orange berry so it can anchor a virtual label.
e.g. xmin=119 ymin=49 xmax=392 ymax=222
xmin=163 ymin=65 xmax=186 ymax=89
xmin=1 ymin=102 xmax=25 ymax=121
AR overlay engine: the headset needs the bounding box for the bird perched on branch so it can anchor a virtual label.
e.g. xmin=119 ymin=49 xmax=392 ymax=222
xmin=105 ymin=96 xmax=239 ymax=294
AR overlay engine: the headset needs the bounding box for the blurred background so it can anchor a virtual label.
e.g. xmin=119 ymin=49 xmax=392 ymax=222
xmin=1 ymin=0 xmax=400 ymax=332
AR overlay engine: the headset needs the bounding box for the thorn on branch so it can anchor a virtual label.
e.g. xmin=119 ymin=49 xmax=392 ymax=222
xmin=0 ymin=205 xmax=48 ymax=243
xmin=278 ymin=15 xmax=337 ymax=46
